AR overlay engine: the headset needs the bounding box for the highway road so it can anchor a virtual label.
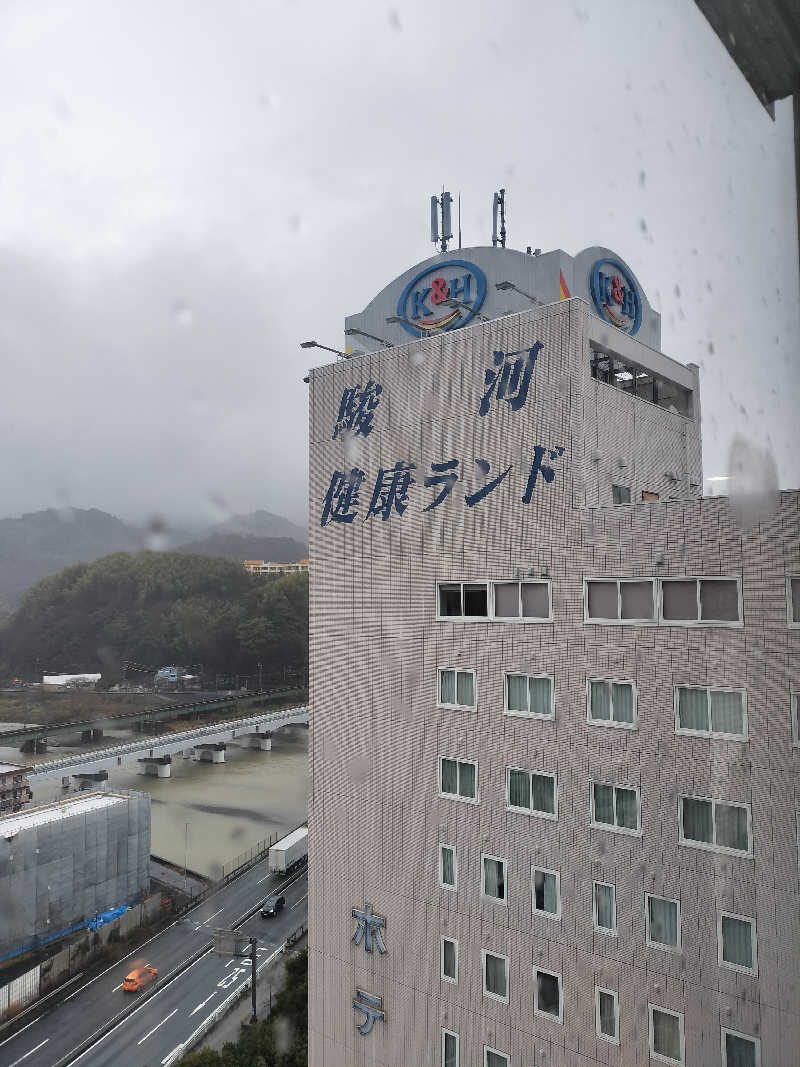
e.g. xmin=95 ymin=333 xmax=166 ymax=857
xmin=0 ymin=864 xmax=308 ymax=1067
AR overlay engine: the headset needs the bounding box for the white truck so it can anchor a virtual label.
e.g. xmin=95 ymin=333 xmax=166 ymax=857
xmin=268 ymin=826 xmax=308 ymax=874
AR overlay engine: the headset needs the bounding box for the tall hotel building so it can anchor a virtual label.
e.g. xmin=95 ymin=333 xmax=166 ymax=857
xmin=307 ymin=242 xmax=799 ymax=1066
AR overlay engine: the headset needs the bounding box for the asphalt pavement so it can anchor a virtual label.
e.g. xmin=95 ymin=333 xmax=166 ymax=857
xmin=0 ymin=864 xmax=308 ymax=1067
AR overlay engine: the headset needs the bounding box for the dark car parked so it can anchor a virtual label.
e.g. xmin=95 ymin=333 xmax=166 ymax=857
xmin=261 ymin=894 xmax=286 ymax=918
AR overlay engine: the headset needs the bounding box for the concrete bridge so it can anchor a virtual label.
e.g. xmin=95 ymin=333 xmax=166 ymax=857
xmin=0 ymin=685 xmax=306 ymax=753
xmin=26 ymin=705 xmax=309 ymax=783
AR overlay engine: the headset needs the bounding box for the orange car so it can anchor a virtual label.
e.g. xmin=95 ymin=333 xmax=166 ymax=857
xmin=122 ymin=964 xmax=158 ymax=992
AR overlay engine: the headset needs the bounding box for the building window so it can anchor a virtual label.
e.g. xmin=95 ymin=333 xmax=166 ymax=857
xmin=595 ymin=987 xmax=619 ymax=1044
xmin=441 ymin=936 xmax=458 ymax=983
xmin=590 ymin=349 xmax=691 ymax=416
xmin=649 ymin=1005 xmax=684 ymax=1065
xmin=441 ymin=1030 xmax=460 ymax=1067
xmin=439 ymin=844 xmax=457 ymax=890
xmin=642 ymin=490 xmax=660 ymax=502
xmin=437 ymin=580 xmax=550 ymax=622
xmin=505 ymin=673 xmax=554 ymax=719
xmin=721 ymin=1028 xmax=761 ymax=1067
xmin=612 ymin=484 xmax=631 ymax=504
xmin=588 ymin=678 xmax=636 ymax=727
xmin=585 ymin=578 xmax=655 ymax=622
xmin=507 ymin=768 xmax=558 ymax=819
xmin=679 ymin=795 xmax=751 ymax=855
xmin=493 ymin=580 xmax=551 ymax=620
xmin=659 ymin=577 xmax=742 ymax=625
xmin=792 ymin=694 xmax=800 ymax=746
xmin=593 ymin=881 xmax=617 ymax=935
xmin=533 ymin=967 xmax=562 ymax=1024
xmin=531 ymin=867 xmax=560 ymax=919
xmin=482 ymin=950 xmax=509 ymax=1003
xmin=787 ymin=576 xmax=800 ymax=628
xmin=590 ymin=782 xmax=640 ymax=834
xmin=718 ymin=912 xmax=757 ymax=975
xmin=438 ymin=582 xmax=488 ymax=618
xmin=483 ymin=1048 xmax=509 ymax=1067
xmin=675 ymin=686 xmax=747 ymax=740
xmin=439 ymin=757 xmax=478 ymax=803
xmin=482 ymin=854 xmax=507 ymax=904
xmin=438 ymin=668 xmax=476 ymax=710
xmin=646 ymin=894 xmax=681 ymax=950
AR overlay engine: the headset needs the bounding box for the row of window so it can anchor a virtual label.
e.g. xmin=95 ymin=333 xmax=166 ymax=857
xmin=589 ymin=346 xmax=692 ymax=417
xmin=440 ymin=575 xmax=800 ymax=626
xmin=439 ymin=670 xmax=752 ymax=741
xmin=438 ymin=848 xmax=758 ymax=973
xmin=442 ymin=1019 xmax=760 ymax=1067
xmin=439 ymin=758 xmax=753 ymax=855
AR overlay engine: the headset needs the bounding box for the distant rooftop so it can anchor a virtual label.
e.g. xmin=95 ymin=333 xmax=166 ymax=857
xmin=0 ymin=763 xmax=30 ymax=775
xmin=0 ymin=791 xmax=128 ymax=839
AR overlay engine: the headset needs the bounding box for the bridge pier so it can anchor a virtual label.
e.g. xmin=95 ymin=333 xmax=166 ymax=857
xmin=81 ymin=727 xmax=104 ymax=743
xmin=20 ymin=738 xmax=47 ymax=754
xmin=245 ymin=731 xmax=272 ymax=751
xmin=137 ymin=755 xmax=172 ymax=778
xmin=192 ymin=742 xmax=226 ymax=763
xmin=73 ymin=771 xmax=109 ymax=790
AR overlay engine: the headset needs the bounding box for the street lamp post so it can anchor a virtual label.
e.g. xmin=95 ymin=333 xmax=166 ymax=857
xmin=183 ymin=822 xmax=189 ymax=895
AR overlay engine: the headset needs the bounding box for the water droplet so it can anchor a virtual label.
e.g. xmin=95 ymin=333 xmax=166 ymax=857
xmin=387 ymin=7 xmax=402 ymax=31
xmin=172 ymin=302 xmax=194 ymax=327
xmin=728 ymin=434 xmax=779 ymax=531
xmin=638 ymin=170 xmax=646 ymax=187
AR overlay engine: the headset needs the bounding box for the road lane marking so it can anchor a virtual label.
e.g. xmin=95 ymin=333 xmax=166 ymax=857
xmin=111 ymin=983 xmax=121 ymax=990
xmin=200 ymin=907 xmax=224 ymax=925
xmin=256 ymin=873 xmax=271 ymax=884
xmin=0 ymin=1017 xmax=43 ymax=1049
xmin=189 ymin=992 xmax=217 ymax=1016
xmin=7 ymin=1039 xmax=49 ymax=1067
xmin=137 ymin=1008 xmax=179 ymax=1045
xmin=290 ymin=893 xmax=308 ymax=910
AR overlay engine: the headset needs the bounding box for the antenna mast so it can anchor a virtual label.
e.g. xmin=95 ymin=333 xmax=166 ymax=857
xmin=491 ymin=188 xmax=507 ymax=248
xmin=430 ymin=189 xmax=454 ymax=253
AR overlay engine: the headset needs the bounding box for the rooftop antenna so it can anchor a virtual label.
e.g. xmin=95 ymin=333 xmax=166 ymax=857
xmin=430 ymin=189 xmax=453 ymax=253
xmin=491 ymin=188 xmax=507 ymax=248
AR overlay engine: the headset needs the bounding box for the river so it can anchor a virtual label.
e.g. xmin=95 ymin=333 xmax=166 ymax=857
xmin=1 ymin=726 xmax=308 ymax=879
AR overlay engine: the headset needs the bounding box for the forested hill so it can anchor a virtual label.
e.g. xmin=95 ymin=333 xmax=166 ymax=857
xmin=0 ymin=551 xmax=308 ymax=682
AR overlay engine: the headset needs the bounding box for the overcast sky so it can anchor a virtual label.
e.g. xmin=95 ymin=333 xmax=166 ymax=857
xmin=0 ymin=0 xmax=797 ymax=529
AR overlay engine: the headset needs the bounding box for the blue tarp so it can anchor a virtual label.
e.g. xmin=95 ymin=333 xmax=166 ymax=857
xmin=86 ymin=905 xmax=128 ymax=931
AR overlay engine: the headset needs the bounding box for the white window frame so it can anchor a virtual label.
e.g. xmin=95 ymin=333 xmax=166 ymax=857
xmin=504 ymin=671 xmax=555 ymax=720
xmin=649 ymin=1004 xmax=685 ymax=1066
xmin=438 ymin=756 xmax=479 ymax=804
xmin=590 ymin=781 xmax=642 ymax=836
xmin=594 ymin=986 xmax=620 ymax=1045
xmin=584 ymin=577 xmax=656 ymax=624
xmin=717 ymin=911 xmax=758 ymax=976
xmin=438 ymin=843 xmax=457 ymax=891
xmin=440 ymin=935 xmax=458 ymax=983
xmin=491 ymin=579 xmax=553 ymax=622
xmin=532 ymin=966 xmax=563 ymax=1024
xmin=437 ymin=667 xmax=477 ymax=711
xmin=441 ymin=1029 xmax=460 ymax=1067
xmin=436 ymin=580 xmax=489 ymax=620
xmin=674 ymin=685 xmax=748 ymax=741
xmin=678 ymin=794 xmax=752 ymax=857
xmin=592 ymin=880 xmax=617 ymax=936
xmin=481 ymin=948 xmax=509 ymax=1004
xmin=436 ymin=579 xmax=552 ymax=623
xmin=531 ymin=865 xmax=561 ymax=920
xmin=721 ymin=1027 xmax=761 ymax=1067
xmin=586 ymin=677 xmax=638 ymax=729
xmin=646 ymin=893 xmax=681 ymax=951
xmin=506 ymin=766 xmax=558 ymax=820
xmin=481 ymin=853 xmax=507 ymax=906
xmin=787 ymin=575 xmax=800 ymax=629
xmin=483 ymin=1047 xmax=509 ymax=1067
xmin=658 ymin=576 xmax=743 ymax=627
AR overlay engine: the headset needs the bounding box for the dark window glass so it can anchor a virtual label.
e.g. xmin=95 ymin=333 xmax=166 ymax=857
xmin=587 ymin=581 xmax=618 ymax=619
xmin=463 ymin=584 xmax=488 ymax=616
xmin=621 ymin=580 xmax=654 ymax=619
xmin=791 ymin=578 xmax=800 ymax=623
xmin=521 ymin=582 xmax=549 ymax=617
xmin=612 ymin=484 xmax=631 ymax=504
xmin=493 ymin=582 xmax=519 ymax=617
xmin=439 ymin=584 xmax=462 ymax=616
xmin=700 ymin=579 xmax=739 ymax=622
xmin=536 ymin=971 xmax=560 ymax=1017
xmin=662 ymin=580 xmax=697 ymax=620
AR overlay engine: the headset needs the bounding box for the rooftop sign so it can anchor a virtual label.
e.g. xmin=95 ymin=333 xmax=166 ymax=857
xmin=589 ymin=256 xmax=642 ymax=336
xmin=396 ymin=259 xmax=487 ymax=337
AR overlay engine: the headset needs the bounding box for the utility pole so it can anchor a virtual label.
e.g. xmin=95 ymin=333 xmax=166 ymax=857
xmin=183 ymin=822 xmax=189 ymax=894
xmin=249 ymin=937 xmax=258 ymax=1021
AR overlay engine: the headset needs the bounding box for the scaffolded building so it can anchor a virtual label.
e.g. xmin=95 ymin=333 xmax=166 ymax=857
xmin=0 ymin=791 xmax=150 ymax=962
